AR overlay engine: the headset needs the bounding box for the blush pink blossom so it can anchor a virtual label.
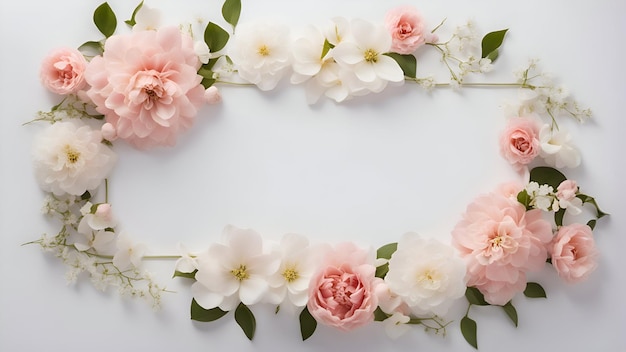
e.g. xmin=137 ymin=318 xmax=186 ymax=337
xmin=40 ymin=47 xmax=88 ymax=95
xmin=556 ymin=180 xmax=578 ymax=202
xmin=551 ymin=224 xmax=598 ymax=283
xmin=85 ymin=27 xmax=206 ymax=149
xmin=451 ymin=188 xmax=553 ymax=305
xmin=307 ymin=242 xmax=379 ymax=331
xmin=499 ymin=117 xmax=541 ymax=169
xmin=384 ymin=6 xmax=433 ymax=54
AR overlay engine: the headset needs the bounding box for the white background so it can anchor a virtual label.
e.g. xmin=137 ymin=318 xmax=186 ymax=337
xmin=1 ymin=0 xmax=625 ymax=351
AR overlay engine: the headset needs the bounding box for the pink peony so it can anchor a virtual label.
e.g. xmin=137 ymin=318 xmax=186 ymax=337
xmin=451 ymin=188 xmax=553 ymax=305
xmin=85 ymin=27 xmax=206 ymax=149
xmin=40 ymin=47 xmax=88 ymax=95
xmin=499 ymin=117 xmax=541 ymax=169
xmin=307 ymin=242 xmax=379 ymax=331
xmin=384 ymin=6 xmax=432 ymax=54
xmin=551 ymin=224 xmax=598 ymax=283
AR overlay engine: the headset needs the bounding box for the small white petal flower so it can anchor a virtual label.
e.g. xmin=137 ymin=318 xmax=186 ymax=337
xmin=539 ymin=125 xmax=581 ymax=168
xmin=113 ymin=232 xmax=146 ymax=270
xmin=383 ymin=312 xmax=411 ymax=339
xmin=74 ymin=229 xmax=115 ymax=252
xmin=133 ymin=5 xmax=161 ymax=32
xmin=175 ymin=243 xmax=198 ymax=273
xmin=194 ymin=41 xmax=211 ymax=64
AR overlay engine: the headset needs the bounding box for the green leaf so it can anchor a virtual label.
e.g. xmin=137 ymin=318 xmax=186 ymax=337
xmin=465 ymin=287 xmax=489 ymax=306
xmin=523 ymin=282 xmax=547 ymax=298
xmin=577 ymin=194 xmax=609 ymax=219
xmin=204 ymin=22 xmax=230 ymax=53
xmin=376 ymin=242 xmax=398 ymax=260
xmin=78 ymin=41 xmax=104 ymax=56
xmin=80 ymin=191 xmax=92 ymax=201
xmin=125 ymin=0 xmax=144 ymax=26
xmin=222 ymin=0 xmax=241 ymax=29
xmin=529 ymin=166 xmax=567 ymax=190
xmin=502 ymin=301 xmax=518 ymax=327
xmin=481 ymin=29 xmax=508 ymax=62
xmin=516 ymin=190 xmax=532 ymax=210
xmin=201 ymin=77 xmax=216 ymax=89
xmin=93 ymin=2 xmax=117 ymax=38
xmin=373 ymin=306 xmax=389 ymax=322
xmin=375 ymin=263 xmax=389 ymax=279
xmin=554 ymin=208 xmax=566 ymax=227
xmin=234 ymin=303 xmax=256 ymax=340
xmin=299 ymin=306 xmax=317 ymax=341
xmin=587 ymin=219 xmax=597 ymax=230
xmin=384 ymin=53 xmax=417 ymax=79
xmin=190 ymin=299 xmax=228 ymax=322
xmin=460 ymin=316 xmax=478 ymax=349
xmin=321 ymin=39 xmax=335 ymax=59
xmin=173 ymin=269 xmax=197 ymax=279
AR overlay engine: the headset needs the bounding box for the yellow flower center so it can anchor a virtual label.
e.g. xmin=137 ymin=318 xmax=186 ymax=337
xmin=364 ymin=48 xmax=378 ymax=63
xmin=231 ymin=264 xmax=250 ymax=281
xmin=282 ymin=266 xmax=300 ymax=283
xmin=258 ymin=45 xmax=271 ymax=57
xmin=64 ymin=145 xmax=81 ymax=164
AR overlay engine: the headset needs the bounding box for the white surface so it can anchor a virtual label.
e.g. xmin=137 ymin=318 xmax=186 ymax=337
xmin=1 ymin=0 xmax=625 ymax=351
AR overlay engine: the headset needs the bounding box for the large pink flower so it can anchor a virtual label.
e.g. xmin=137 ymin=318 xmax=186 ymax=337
xmin=85 ymin=27 xmax=205 ymax=148
xmin=550 ymin=224 xmax=598 ymax=283
xmin=307 ymin=242 xmax=379 ymax=331
xmin=40 ymin=47 xmax=88 ymax=95
xmin=451 ymin=188 xmax=552 ymax=305
xmin=499 ymin=117 xmax=541 ymax=169
xmin=384 ymin=6 xmax=433 ymax=54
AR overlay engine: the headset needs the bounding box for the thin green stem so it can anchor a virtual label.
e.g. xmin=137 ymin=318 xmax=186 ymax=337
xmin=104 ymin=178 xmax=109 ymax=203
xmin=215 ymin=80 xmax=255 ymax=86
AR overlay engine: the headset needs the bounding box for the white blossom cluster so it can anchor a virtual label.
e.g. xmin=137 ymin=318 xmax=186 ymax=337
xmin=524 ymin=181 xmax=583 ymax=214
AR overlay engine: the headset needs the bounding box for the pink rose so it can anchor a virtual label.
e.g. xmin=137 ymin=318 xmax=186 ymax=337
xmin=40 ymin=47 xmax=88 ymax=95
xmin=307 ymin=242 xmax=379 ymax=331
xmin=551 ymin=224 xmax=598 ymax=283
xmin=499 ymin=117 xmax=541 ymax=169
xmin=384 ymin=6 xmax=432 ymax=54
xmin=556 ymin=180 xmax=578 ymax=202
xmin=204 ymin=86 xmax=222 ymax=105
xmin=451 ymin=188 xmax=553 ymax=305
xmin=85 ymin=27 xmax=206 ymax=149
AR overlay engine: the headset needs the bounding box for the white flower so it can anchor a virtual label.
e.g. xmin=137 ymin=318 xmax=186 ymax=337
xmin=374 ymin=281 xmax=404 ymax=314
xmin=228 ymin=22 xmax=291 ymax=91
xmin=291 ymin=26 xmax=328 ymax=85
xmin=525 ymin=181 xmax=556 ymax=211
xmin=191 ymin=226 xmax=280 ymax=311
xmin=74 ymin=229 xmax=115 ymax=252
xmin=385 ymin=233 xmax=467 ymax=316
xmin=77 ymin=203 xmax=116 ymax=234
xmin=266 ymin=233 xmax=319 ymax=308
xmin=194 ymin=41 xmax=211 ymax=64
xmin=332 ymin=19 xmax=404 ymax=90
xmin=32 ymin=120 xmax=117 ymax=196
xmin=133 ymin=4 xmax=161 ymax=32
xmin=383 ymin=312 xmax=411 ymax=339
xmin=539 ymin=124 xmax=581 ymax=168
xmin=113 ymin=232 xmax=146 ymax=270
xmin=174 ymin=243 xmax=197 ymax=274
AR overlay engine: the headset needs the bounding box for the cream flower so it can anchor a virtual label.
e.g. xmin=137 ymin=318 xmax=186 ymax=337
xmin=385 ymin=233 xmax=467 ymax=316
xmin=228 ymin=22 xmax=291 ymax=91
xmin=191 ymin=226 xmax=280 ymax=311
xmin=539 ymin=125 xmax=581 ymax=168
xmin=383 ymin=312 xmax=411 ymax=339
xmin=112 ymin=231 xmax=146 ymax=270
xmin=132 ymin=4 xmax=161 ymax=32
xmin=32 ymin=120 xmax=117 ymax=196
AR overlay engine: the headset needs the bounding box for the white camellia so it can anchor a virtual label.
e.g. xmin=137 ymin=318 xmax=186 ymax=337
xmin=32 ymin=120 xmax=117 ymax=196
xmin=385 ymin=233 xmax=467 ymax=316
xmin=539 ymin=124 xmax=581 ymax=168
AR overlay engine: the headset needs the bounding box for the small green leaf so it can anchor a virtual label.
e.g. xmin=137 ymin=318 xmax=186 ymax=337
xmin=125 ymin=0 xmax=144 ymax=26
xmin=321 ymin=39 xmax=335 ymax=59
xmin=554 ymin=208 xmax=566 ymax=227
xmin=375 ymin=263 xmax=389 ymax=279
xmin=460 ymin=316 xmax=478 ymax=349
xmin=529 ymin=166 xmax=567 ymax=190
xmin=384 ymin=53 xmax=417 ymax=79
xmin=173 ymin=269 xmax=197 ymax=279
xmin=516 ymin=190 xmax=531 ymax=210
xmin=376 ymin=242 xmax=398 ymax=260
xmin=502 ymin=301 xmax=518 ymax=327
xmin=190 ymin=299 xmax=228 ymax=322
xmin=204 ymin=22 xmax=230 ymax=53
xmin=465 ymin=287 xmax=489 ymax=306
xmin=587 ymin=219 xmax=597 ymax=230
xmin=524 ymin=282 xmax=547 ymax=298
xmin=80 ymin=191 xmax=92 ymax=201
xmin=201 ymin=78 xmax=216 ymax=89
xmin=373 ymin=306 xmax=389 ymax=322
xmin=222 ymin=0 xmax=241 ymax=29
xmin=577 ymin=194 xmax=609 ymax=219
xmin=481 ymin=29 xmax=508 ymax=62
xmin=94 ymin=2 xmax=117 ymax=38
xmin=78 ymin=41 xmax=104 ymax=56
xmin=234 ymin=303 xmax=256 ymax=340
xmin=299 ymin=306 xmax=317 ymax=341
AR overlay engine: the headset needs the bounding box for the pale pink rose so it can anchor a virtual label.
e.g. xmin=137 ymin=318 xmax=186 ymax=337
xmin=451 ymin=188 xmax=553 ymax=305
xmin=499 ymin=117 xmax=541 ymax=169
xmin=307 ymin=242 xmax=379 ymax=331
xmin=551 ymin=224 xmax=598 ymax=283
xmin=384 ymin=6 xmax=432 ymax=54
xmin=101 ymin=123 xmax=118 ymax=141
xmin=85 ymin=27 xmax=206 ymax=149
xmin=40 ymin=47 xmax=88 ymax=95
xmin=204 ymin=86 xmax=222 ymax=104
xmin=496 ymin=181 xmax=525 ymax=200
xmin=556 ymin=180 xmax=578 ymax=202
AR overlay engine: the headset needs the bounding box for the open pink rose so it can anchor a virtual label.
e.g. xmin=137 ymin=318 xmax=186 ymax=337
xmin=556 ymin=180 xmax=578 ymax=202
xmin=451 ymin=187 xmax=552 ymax=305
xmin=499 ymin=117 xmax=541 ymax=169
xmin=40 ymin=47 xmax=88 ymax=95
xmin=307 ymin=242 xmax=379 ymax=331
xmin=85 ymin=27 xmax=206 ymax=149
xmin=384 ymin=6 xmax=433 ymax=54
xmin=551 ymin=224 xmax=598 ymax=283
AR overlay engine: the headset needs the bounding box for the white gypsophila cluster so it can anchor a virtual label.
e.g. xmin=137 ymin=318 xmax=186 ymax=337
xmin=32 ymin=119 xmax=117 ymax=196
xmin=524 ymin=181 xmax=583 ymax=214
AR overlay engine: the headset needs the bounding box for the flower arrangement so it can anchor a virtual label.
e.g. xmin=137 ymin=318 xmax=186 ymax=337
xmin=25 ymin=0 xmax=608 ymax=349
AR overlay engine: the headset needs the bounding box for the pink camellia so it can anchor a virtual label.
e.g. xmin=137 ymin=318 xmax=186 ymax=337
xmin=85 ymin=27 xmax=206 ymax=149
xmin=40 ymin=47 xmax=88 ymax=95
xmin=499 ymin=117 xmax=541 ymax=169
xmin=551 ymin=224 xmax=598 ymax=283
xmin=451 ymin=188 xmax=553 ymax=305
xmin=384 ymin=6 xmax=433 ymax=54
xmin=307 ymin=242 xmax=379 ymax=331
